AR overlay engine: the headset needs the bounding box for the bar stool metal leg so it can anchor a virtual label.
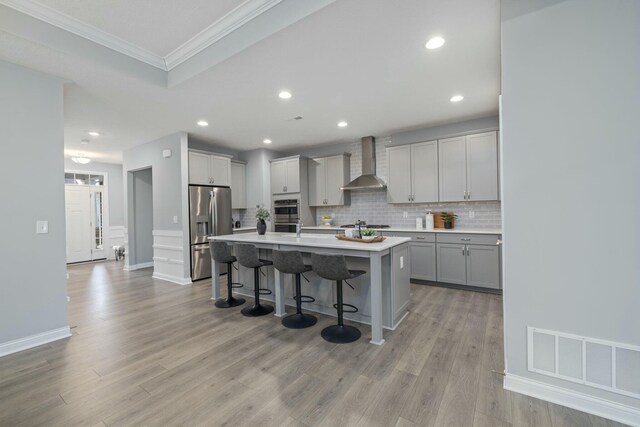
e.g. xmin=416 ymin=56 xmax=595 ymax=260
xmin=281 ymin=273 xmax=317 ymax=329
xmin=241 ymin=267 xmax=274 ymax=317
xmin=215 ymin=262 xmax=245 ymax=308
xmin=321 ymin=280 xmax=361 ymax=343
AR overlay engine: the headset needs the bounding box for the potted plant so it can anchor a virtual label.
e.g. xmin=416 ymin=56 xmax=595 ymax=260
xmin=440 ymin=212 xmax=458 ymax=229
xmin=255 ymin=206 xmax=270 ymax=235
xmin=360 ymin=228 xmax=377 ymax=241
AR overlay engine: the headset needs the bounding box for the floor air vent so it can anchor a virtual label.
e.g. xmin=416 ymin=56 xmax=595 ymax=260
xmin=528 ymin=327 xmax=640 ymax=399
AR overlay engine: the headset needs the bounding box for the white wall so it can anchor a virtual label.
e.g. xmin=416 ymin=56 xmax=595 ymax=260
xmin=501 ymin=0 xmax=640 ymax=422
xmin=0 ymin=60 xmax=70 ymax=354
xmin=123 ymin=132 xmax=191 ymax=282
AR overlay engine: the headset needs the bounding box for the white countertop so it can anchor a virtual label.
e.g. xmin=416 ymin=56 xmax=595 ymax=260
xmin=210 ymin=232 xmax=411 ymax=252
xmin=302 ymin=225 xmax=502 ymax=235
xmin=232 ymin=227 xmax=256 ymax=232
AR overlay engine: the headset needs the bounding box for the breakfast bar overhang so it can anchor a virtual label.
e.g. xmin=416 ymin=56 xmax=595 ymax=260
xmin=209 ymin=232 xmax=412 ymax=345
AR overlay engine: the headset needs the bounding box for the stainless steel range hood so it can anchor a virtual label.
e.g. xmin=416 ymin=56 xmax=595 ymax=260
xmin=341 ymin=136 xmax=387 ymax=190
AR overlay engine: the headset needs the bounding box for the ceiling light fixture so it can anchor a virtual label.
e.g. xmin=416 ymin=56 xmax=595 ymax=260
xmin=88 ymin=131 xmax=100 ymax=137
xmin=337 ymin=121 xmax=348 ymax=128
xmin=197 ymin=120 xmax=209 ymax=127
xmin=278 ymin=91 xmax=292 ymax=99
xmin=450 ymin=94 xmax=464 ymax=103
xmin=71 ymin=155 xmax=91 ymax=164
xmin=263 ymin=139 xmax=272 ymax=144
xmin=425 ymin=36 xmax=445 ymax=50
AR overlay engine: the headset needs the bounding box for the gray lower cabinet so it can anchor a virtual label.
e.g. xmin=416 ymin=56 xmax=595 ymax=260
xmin=466 ymin=244 xmax=501 ymax=289
xmin=436 ymin=241 xmax=501 ymax=289
xmin=410 ymin=242 xmax=436 ymax=281
xmin=436 ymin=243 xmax=467 ymax=285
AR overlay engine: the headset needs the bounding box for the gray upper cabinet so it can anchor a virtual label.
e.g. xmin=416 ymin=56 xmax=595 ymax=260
xmin=386 ymin=145 xmax=412 ymax=203
xmin=466 ymin=132 xmax=499 ymax=201
xmin=387 ymin=141 xmax=438 ymax=204
xmin=439 ymin=131 xmax=498 ymax=202
xmin=230 ymin=161 xmax=246 ymax=209
xmin=188 ymin=151 xmax=231 ymax=186
xmin=271 ymin=157 xmax=301 ymax=194
xmin=309 ymin=154 xmax=350 ymax=206
xmin=438 ymin=136 xmax=467 ymax=202
xmin=411 ymin=141 xmax=439 ymax=203
xmin=466 ymin=244 xmax=501 ymax=289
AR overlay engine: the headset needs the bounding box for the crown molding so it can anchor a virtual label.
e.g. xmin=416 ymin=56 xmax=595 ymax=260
xmin=0 ymin=0 xmax=167 ymax=70
xmin=0 ymin=0 xmax=283 ymax=73
xmin=164 ymin=0 xmax=283 ymax=70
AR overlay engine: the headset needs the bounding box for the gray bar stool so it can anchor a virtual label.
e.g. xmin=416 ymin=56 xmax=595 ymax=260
xmin=273 ymin=250 xmax=317 ymax=329
xmin=235 ymin=244 xmax=274 ymax=317
xmin=210 ymin=241 xmax=246 ymax=308
xmin=311 ymin=253 xmax=365 ymax=343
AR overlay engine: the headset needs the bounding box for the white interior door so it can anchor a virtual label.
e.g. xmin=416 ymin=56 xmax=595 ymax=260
xmin=65 ymin=186 xmax=92 ymax=263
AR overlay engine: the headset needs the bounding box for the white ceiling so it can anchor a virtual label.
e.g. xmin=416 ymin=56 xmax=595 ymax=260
xmin=36 ymin=0 xmax=246 ymax=57
xmin=0 ymin=0 xmax=500 ymax=164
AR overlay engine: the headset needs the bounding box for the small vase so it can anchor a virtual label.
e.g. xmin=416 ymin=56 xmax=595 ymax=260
xmin=256 ymin=219 xmax=267 ymax=235
xmin=444 ymin=221 xmax=453 ymax=229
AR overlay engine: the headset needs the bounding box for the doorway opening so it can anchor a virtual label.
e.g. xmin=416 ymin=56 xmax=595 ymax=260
xmin=127 ymin=168 xmax=154 ymax=270
xmin=64 ymin=171 xmax=108 ymax=263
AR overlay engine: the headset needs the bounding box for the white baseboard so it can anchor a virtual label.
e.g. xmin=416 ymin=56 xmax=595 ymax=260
xmin=0 ymin=327 xmax=71 ymax=358
xmin=504 ymin=374 xmax=640 ymax=427
xmin=152 ymin=272 xmax=192 ymax=285
xmin=124 ymin=261 xmax=154 ymax=271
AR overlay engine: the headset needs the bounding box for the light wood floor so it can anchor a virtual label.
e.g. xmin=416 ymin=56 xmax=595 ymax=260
xmin=0 ymin=261 xmax=625 ymax=427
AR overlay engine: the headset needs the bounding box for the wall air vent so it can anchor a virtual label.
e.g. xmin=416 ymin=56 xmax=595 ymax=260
xmin=286 ymin=115 xmax=303 ymax=121
xmin=528 ymin=326 xmax=640 ymax=399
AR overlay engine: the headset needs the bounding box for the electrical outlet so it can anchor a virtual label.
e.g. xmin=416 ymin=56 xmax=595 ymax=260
xmin=36 ymin=220 xmax=49 ymax=234
xmin=469 ymin=211 xmax=475 ymax=219
xmin=400 ymin=256 xmax=404 ymax=269
xmin=173 ymin=215 xmax=178 ymax=224
xmin=403 ymin=211 xmax=408 ymax=218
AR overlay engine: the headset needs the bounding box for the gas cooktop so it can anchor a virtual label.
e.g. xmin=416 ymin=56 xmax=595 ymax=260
xmin=339 ymin=224 xmax=390 ymax=229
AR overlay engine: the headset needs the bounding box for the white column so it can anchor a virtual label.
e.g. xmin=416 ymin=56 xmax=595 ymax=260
xmin=369 ymin=252 xmax=385 ymax=345
xmin=211 ymin=243 xmax=221 ymax=300
xmin=274 ymin=265 xmax=286 ymax=317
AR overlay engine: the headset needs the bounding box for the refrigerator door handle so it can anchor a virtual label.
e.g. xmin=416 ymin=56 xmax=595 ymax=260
xmin=210 ymin=190 xmax=216 ymax=237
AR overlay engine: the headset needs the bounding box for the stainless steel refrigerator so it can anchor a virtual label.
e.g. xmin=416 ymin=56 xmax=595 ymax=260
xmin=189 ymin=185 xmax=232 ymax=281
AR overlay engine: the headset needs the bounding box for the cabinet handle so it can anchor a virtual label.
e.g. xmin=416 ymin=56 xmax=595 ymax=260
xmin=460 ymin=238 xmax=471 ymax=242
xmin=416 ymin=237 xmax=425 ymax=240
xmin=466 ymin=247 xmax=470 ymax=256
xmin=462 ymin=246 xmax=466 ymax=256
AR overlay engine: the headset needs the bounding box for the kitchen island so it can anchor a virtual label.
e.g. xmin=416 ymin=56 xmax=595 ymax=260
xmin=209 ymin=232 xmax=411 ymax=345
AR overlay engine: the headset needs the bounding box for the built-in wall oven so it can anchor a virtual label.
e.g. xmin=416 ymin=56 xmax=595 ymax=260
xmin=273 ymin=199 xmax=300 ymax=233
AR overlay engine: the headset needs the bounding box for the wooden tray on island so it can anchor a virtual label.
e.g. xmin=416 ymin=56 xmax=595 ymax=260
xmin=335 ymin=234 xmax=386 ymax=244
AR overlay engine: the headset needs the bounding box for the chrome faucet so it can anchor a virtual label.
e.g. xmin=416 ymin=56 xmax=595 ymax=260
xmin=296 ymin=220 xmax=302 ymax=238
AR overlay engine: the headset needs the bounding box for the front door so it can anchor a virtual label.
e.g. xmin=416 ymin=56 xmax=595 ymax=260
xmin=65 ymin=185 xmax=107 ymax=263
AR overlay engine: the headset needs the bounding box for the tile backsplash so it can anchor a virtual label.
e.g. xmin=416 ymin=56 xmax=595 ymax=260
xmin=234 ymin=136 xmax=502 ymax=230
xmin=316 ymin=136 xmax=502 ymax=229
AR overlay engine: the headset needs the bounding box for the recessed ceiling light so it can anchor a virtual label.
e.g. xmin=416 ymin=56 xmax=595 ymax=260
xmin=337 ymin=121 xmax=348 ymax=128
xmin=263 ymin=139 xmax=272 ymax=144
xmin=197 ymin=120 xmax=208 ymax=127
xmin=425 ymin=36 xmax=445 ymax=50
xmin=88 ymin=131 xmax=100 ymax=137
xmin=278 ymin=91 xmax=292 ymax=99
xmin=450 ymin=94 xmax=464 ymax=103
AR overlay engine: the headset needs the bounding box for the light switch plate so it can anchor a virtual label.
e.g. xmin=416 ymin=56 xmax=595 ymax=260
xmin=173 ymin=215 xmax=178 ymax=223
xmin=469 ymin=211 xmax=475 ymax=219
xmin=36 ymin=220 xmax=49 ymax=234
xmin=400 ymin=256 xmax=404 ymax=269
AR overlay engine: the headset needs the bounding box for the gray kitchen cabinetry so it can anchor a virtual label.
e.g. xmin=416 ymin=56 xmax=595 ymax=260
xmin=309 ymin=154 xmax=351 ymax=206
xmin=380 ymin=231 xmax=437 ymax=282
xmin=439 ymin=131 xmax=498 ymax=202
xmin=188 ymin=151 xmax=231 ymax=186
xmin=271 ymin=156 xmax=302 ymax=194
xmin=436 ymin=233 xmax=501 ymax=289
xmin=386 ymin=141 xmax=438 ymax=204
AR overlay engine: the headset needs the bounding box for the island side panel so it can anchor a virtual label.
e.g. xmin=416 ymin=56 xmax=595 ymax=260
xmin=391 ymin=243 xmax=411 ymax=327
